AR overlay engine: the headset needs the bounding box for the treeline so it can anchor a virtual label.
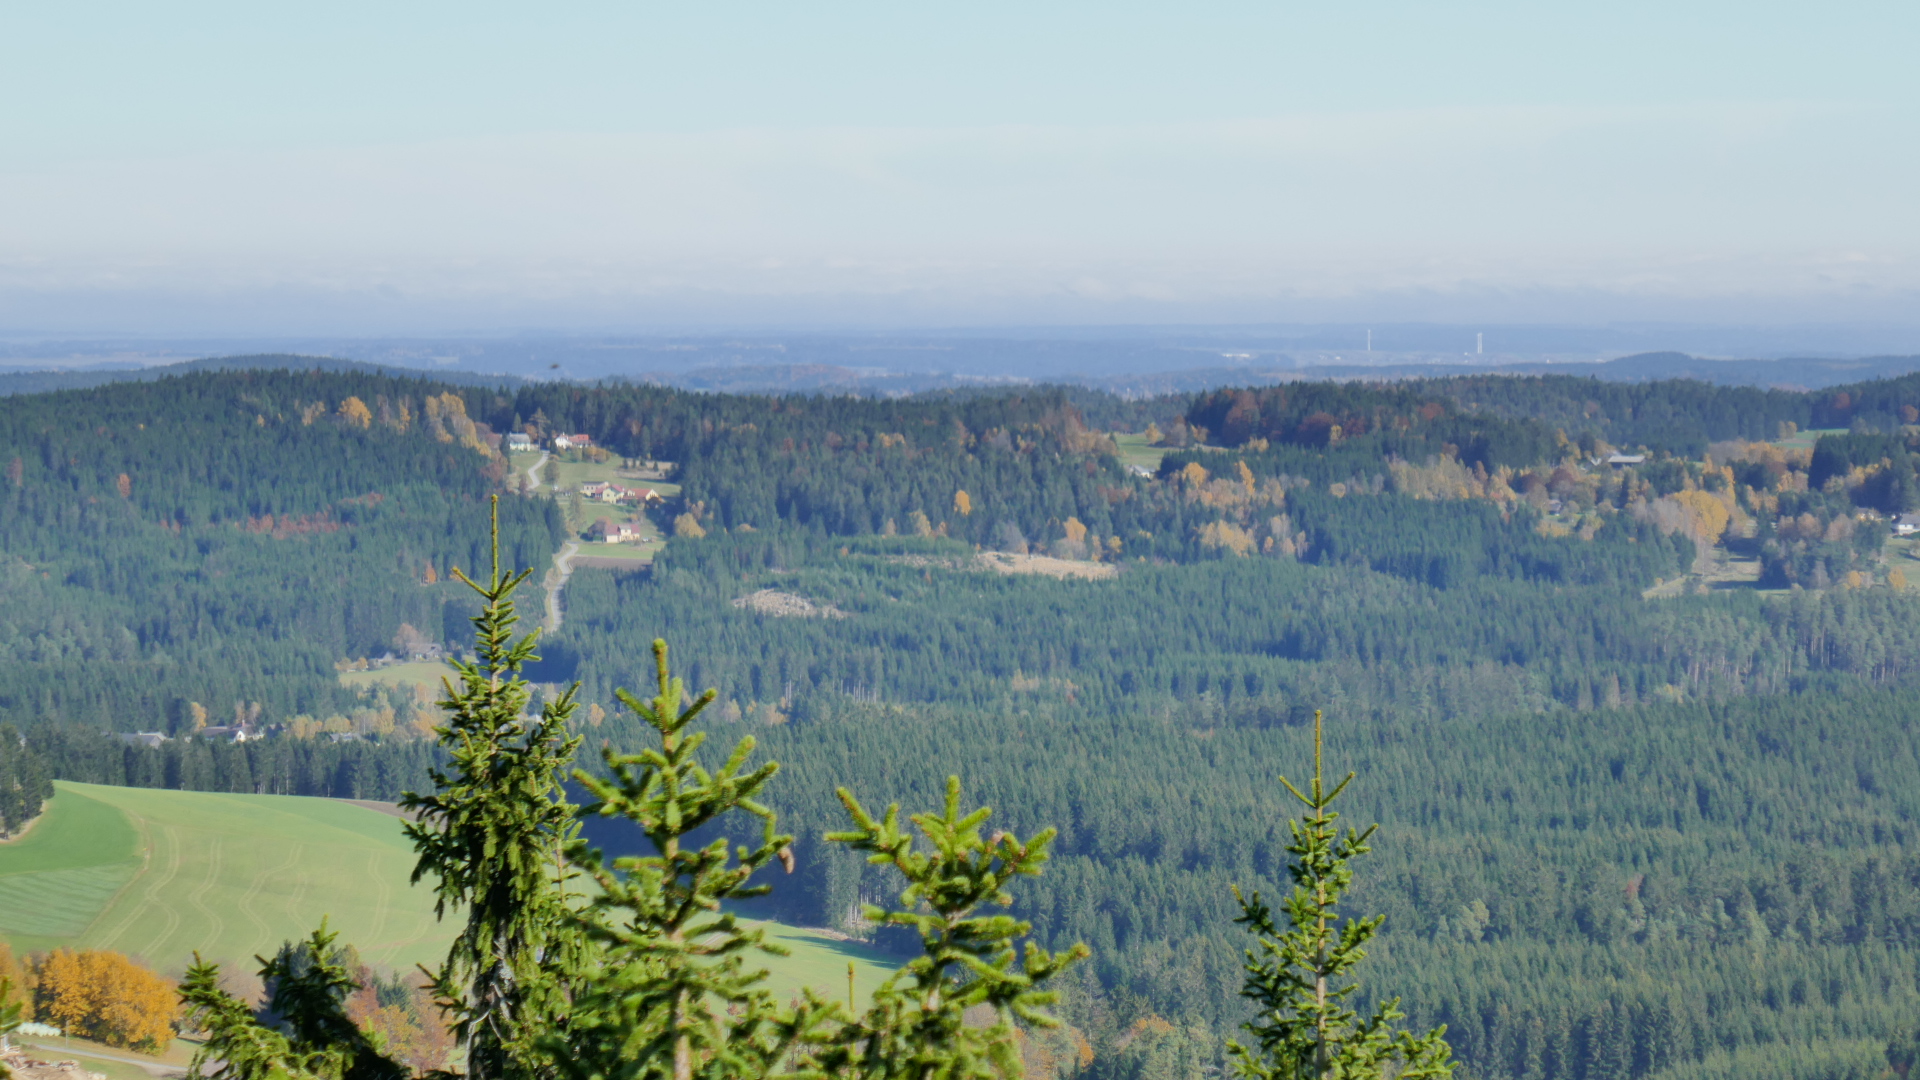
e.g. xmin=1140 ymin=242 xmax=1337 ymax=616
xmin=0 ymin=724 xmax=51 ymax=833
xmin=30 ymin=725 xmax=438 ymax=801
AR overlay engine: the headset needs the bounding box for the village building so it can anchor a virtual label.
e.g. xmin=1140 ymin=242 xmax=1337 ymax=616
xmin=590 ymin=519 xmax=644 ymax=543
xmin=506 ymin=432 xmax=533 ymax=451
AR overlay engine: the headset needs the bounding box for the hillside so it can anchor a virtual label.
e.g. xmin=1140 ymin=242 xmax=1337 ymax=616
xmin=0 ymin=783 xmax=889 ymax=1004
xmin=17 ymin=369 xmax=1920 ymax=1078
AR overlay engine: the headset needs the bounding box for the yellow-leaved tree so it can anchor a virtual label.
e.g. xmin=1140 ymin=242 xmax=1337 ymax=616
xmin=35 ymin=949 xmax=177 ymax=1051
xmin=338 ymin=397 xmax=374 ymax=429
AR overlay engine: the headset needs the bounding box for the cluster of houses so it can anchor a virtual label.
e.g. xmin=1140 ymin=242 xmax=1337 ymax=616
xmin=121 ymin=724 xmax=260 ymax=748
xmin=579 ymin=480 xmax=664 ymax=507
xmin=505 ymin=431 xmax=598 ymax=453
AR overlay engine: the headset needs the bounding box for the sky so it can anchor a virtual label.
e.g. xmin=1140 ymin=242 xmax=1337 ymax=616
xmin=3 ymin=3 xmax=1918 ymax=335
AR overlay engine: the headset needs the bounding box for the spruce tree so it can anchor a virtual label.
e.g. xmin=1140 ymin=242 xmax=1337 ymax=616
xmin=181 ymin=924 xmax=404 ymax=1080
xmin=810 ymin=776 xmax=1088 ymax=1080
xmin=402 ymin=497 xmax=585 ymax=1080
xmin=1228 ymin=711 xmax=1452 ymax=1080
xmin=556 ymin=639 xmax=834 ymax=1080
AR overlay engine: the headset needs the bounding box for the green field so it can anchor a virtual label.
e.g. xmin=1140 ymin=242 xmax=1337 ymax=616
xmin=0 ymin=782 xmax=447 ymax=974
xmin=0 ymin=783 xmax=891 ymax=1001
xmin=339 ymin=660 xmax=455 ymax=690
xmin=1111 ymin=432 xmax=1167 ymax=474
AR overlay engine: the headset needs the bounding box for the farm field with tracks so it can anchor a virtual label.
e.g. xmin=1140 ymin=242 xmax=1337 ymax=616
xmin=0 ymin=783 xmax=891 ymax=1001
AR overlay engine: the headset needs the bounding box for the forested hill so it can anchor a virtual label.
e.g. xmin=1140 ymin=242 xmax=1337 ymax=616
xmin=0 ymin=368 xmax=559 ymax=729
xmin=0 ymin=353 xmax=522 ymax=397
xmin=19 ymin=365 xmax=1920 ymax=1080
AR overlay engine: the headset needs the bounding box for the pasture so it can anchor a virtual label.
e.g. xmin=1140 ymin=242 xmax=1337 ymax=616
xmin=0 ymin=783 xmax=892 ymax=1002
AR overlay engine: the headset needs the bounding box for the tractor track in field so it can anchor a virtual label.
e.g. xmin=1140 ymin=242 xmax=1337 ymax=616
xmin=361 ymin=849 xmax=392 ymax=957
xmin=182 ymin=836 xmax=228 ymax=959
xmin=106 ymin=821 xmax=183 ymax=958
xmin=238 ymin=844 xmax=303 ymax=948
xmin=281 ymin=844 xmax=312 ymax=928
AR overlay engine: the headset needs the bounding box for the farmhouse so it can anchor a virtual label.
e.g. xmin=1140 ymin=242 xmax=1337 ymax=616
xmin=598 ymin=484 xmax=665 ymax=505
xmin=1897 ymin=513 xmax=1920 ymax=536
xmin=590 ymin=519 xmax=644 ymax=543
xmin=506 ymin=432 xmax=533 ymax=451
xmin=554 ymin=433 xmax=594 ymax=451
xmin=579 ymin=481 xmax=612 ymax=499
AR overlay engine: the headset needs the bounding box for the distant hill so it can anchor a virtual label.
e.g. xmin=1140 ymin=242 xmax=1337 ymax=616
xmin=0 ymin=354 xmax=522 ymax=397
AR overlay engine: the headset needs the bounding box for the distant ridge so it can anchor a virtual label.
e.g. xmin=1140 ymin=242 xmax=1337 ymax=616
xmin=0 ymin=353 xmax=523 ymax=397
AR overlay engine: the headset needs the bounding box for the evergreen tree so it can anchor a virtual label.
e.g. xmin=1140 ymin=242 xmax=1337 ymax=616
xmin=1227 ymin=711 xmax=1453 ymax=1080
xmin=402 ymin=498 xmax=585 ymax=1080
xmin=811 ymin=776 xmax=1088 ymax=1080
xmin=181 ymin=923 xmax=404 ymax=1080
xmin=557 ymin=639 xmax=833 ymax=1080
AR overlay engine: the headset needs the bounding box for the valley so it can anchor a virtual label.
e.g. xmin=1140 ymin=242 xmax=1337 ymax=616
xmin=4 ymin=362 xmax=1920 ymax=1078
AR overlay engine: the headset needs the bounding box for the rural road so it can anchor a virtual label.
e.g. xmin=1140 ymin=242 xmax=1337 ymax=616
xmin=23 ymin=1041 xmax=185 ymax=1077
xmin=544 ymin=541 xmax=580 ymax=633
xmin=522 ymin=449 xmax=550 ymax=492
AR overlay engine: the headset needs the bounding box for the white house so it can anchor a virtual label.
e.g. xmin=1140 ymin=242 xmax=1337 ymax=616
xmin=1896 ymin=513 xmax=1920 ymax=536
xmin=591 ymin=519 xmax=643 ymax=543
xmin=506 ymin=432 xmax=533 ymax=451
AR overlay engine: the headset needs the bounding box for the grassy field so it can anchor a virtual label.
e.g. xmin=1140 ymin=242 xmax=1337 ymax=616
xmin=339 ymin=660 xmax=454 ymax=690
xmin=0 ymin=782 xmax=449 ymax=975
xmin=1111 ymin=432 xmax=1167 ymax=474
xmin=0 ymin=783 xmax=893 ymax=1002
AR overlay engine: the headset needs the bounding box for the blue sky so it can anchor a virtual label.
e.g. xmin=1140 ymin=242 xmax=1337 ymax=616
xmin=3 ymin=3 xmax=1917 ymax=333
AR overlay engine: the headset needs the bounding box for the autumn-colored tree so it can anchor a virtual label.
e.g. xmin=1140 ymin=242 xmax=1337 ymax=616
xmin=0 ymin=943 xmax=31 ymax=1020
xmin=339 ymin=398 xmax=375 ymax=429
xmin=5 ymin=457 xmax=20 ymax=488
xmin=672 ymin=513 xmax=706 ymax=540
xmin=953 ymin=489 xmax=972 ymax=516
xmin=1182 ymin=461 xmax=1209 ymax=487
xmin=116 ymin=473 xmax=132 ymax=499
xmin=36 ymin=949 xmax=177 ymax=1051
xmin=423 ymin=562 xmax=439 ymax=585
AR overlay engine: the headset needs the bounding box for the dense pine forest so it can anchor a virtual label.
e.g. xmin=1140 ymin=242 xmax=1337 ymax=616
xmin=16 ymin=360 xmax=1920 ymax=1079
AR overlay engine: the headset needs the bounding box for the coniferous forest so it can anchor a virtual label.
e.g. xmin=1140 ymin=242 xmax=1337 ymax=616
xmin=16 ymin=360 xmax=1920 ymax=1079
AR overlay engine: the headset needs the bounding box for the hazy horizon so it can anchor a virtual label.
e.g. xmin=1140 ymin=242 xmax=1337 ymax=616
xmin=6 ymin=4 xmax=1918 ymax=334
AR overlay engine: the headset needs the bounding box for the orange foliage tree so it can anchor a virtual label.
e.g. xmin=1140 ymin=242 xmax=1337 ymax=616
xmin=35 ymin=949 xmax=177 ymax=1051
